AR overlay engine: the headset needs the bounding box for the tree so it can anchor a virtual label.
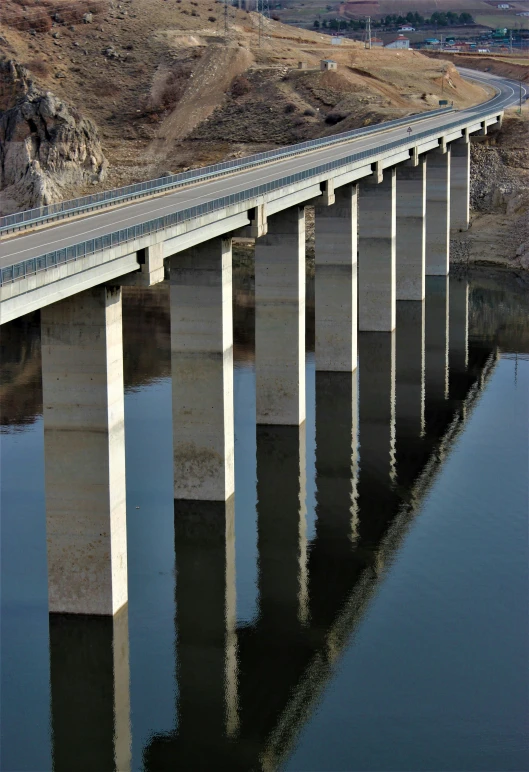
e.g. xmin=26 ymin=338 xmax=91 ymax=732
xmin=313 ymin=19 xmax=320 ymax=27
xmin=322 ymin=19 xmax=328 ymax=27
xmin=459 ymin=12 xmax=474 ymax=24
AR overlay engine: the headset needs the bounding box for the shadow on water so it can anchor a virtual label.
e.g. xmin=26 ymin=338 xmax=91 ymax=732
xmin=1 ymin=266 xmax=528 ymax=771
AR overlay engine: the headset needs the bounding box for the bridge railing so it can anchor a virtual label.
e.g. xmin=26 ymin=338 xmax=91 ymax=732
xmin=0 ymin=106 xmax=501 ymax=287
xmin=0 ymin=107 xmax=454 ymax=235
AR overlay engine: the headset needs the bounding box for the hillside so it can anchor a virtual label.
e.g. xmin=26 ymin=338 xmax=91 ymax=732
xmin=0 ymin=0 xmax=491 ymax=212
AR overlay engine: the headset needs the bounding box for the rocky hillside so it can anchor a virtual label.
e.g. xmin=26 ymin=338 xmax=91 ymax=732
xmin=0 ymin=0 xmax=491 ymax=213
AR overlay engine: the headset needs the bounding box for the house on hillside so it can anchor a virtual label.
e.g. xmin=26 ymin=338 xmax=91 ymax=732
xmin=385 ymin=35 xmax=410 ymax=49
xmin=398 ymin=25 xmax=415 ymax=31
xmin=370 ymin=37 xmax=384 ymax=47
xmin=320 ymin=59 xmax=338 ymax=71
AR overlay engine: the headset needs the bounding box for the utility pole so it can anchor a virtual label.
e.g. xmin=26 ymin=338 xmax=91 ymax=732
xmin=519 ymin=78 xmax=523 ymax=114
xmin=224 ymin=0 xmax=228 ymax=35
xmin=365 ymin=15 xmax=371 ymax=49
xmin=509 ymin=29 xmax=513 ymax=54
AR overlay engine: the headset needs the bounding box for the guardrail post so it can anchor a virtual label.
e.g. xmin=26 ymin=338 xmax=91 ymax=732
xmin=170 ymin=236 xmax=234 ymax=501
xmin=358 ymin=168 xmax=396 ymax=332
xmin=255 ymin=206 xmax=306 ymax=425
xmin=315 ymin=183 xmax=358 ymax=370
xmin=41 ymin=286 xmax=127 ymax=615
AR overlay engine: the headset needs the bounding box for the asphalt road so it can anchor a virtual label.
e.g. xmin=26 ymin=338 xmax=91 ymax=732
xmin=0 ymin=68 xmax=525 ymax=271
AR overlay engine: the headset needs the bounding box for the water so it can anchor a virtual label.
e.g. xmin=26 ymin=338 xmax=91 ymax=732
xmin=1 ymin=267 xmax=528 ymax=772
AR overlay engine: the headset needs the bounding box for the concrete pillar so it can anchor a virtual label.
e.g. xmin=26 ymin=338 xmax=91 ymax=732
xmin=450 ymin=138 xmax=470 ymax=232
xmin=255 ymin=206 xmax=305 ymax=425
xmin=174 ymin=499 xmax=238 ymax=739
xmin=396 ymin=301 xmax=425 ymax=487
xmin=41 ymin=286 xmax=127 ymax=616
xmin=358 ymin=168 xmax=396 ymax=332
xmin=449 ymin=275 xmax=469 ymax=399
xmin=257 ymin=424 xmax=308 ymax=628
xmin=357 ymin=332 xmax=396 ymax=545
xmin=170 ymin=237 xmax=234 ymax=501
xmin=425 ymin=276 xmax=450 ymax=414
xmin=50 ymin=608 xmax=131 ymax=772
xmin=314 ymin=184 xmax=358 ymax=371
xmin=426 ymin=147 xmax=451 ymax=276
xmin=121 ymin=240 xmax=165 ymax=287
xmin=396 ymin=158 xmax=426 ymax=300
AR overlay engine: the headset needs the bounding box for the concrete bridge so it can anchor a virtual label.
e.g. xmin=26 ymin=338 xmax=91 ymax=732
xmin=0 ymin=69 xmax=524 ymax=622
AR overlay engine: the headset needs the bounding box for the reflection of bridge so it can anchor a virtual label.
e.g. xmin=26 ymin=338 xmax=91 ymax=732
xmin=44 ymin=275 xmax=500 ymax=771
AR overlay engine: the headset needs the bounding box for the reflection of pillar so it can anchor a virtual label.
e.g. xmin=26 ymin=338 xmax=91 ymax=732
xmin=50 ymin=607 xmax=131 ymax=772
xmin=450 ymin=138 xmax=470 ymax=232
xmin=425 ymin=276 xmax=450 ymax=410
xmin=41 ymin=286 xmax=127 ymax=616
xmin=255 ymin=206 xmax=305 ymax=425
xmin=396 ymin=302 xmax=425 ymax=488
xmin=257 ymin=425 xmax=308 ymax=627
xmin=174 ymin=499 xmax=238 ymax=740
xmin=449 ymin=276 xmax=469 ymax=399
xmin=358 ymin=169 xmax=396 ymax=331
xmin=396 ymin=157 xmax=426 ymax=300
xmin=170 ymin=237 xmax=234 ymax=501
xmin=315 ymin=184 xmax=358 ymax=371
xmin=426 ymin=147 xmax=451 ymax=276
xmin=357 ymin=332 xmax=396 ymax=544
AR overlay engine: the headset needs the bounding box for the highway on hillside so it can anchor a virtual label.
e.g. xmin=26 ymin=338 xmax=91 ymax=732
xmin=0 ymin=68 xmax=525 ymax=271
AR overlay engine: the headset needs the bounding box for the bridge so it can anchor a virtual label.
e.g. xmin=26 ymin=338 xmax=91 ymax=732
xmin=0 ymin=68 xmax=525 ymax=622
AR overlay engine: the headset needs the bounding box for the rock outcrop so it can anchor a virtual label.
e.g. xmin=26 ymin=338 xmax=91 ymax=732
xmin=0 ymin=59 xmax=107 ymax=215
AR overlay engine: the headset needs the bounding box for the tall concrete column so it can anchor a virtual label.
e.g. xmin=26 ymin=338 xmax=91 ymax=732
xmin=425 ymin=276 xmax=450 ymax=418
xmin=396 ymin=157 xmax=426 ymax=300
xmin=449 ymin=275 xmax=469 ymax=398
xmin=450 ymin=138 xmax=470 ymax=232
xmin=174 ymin=499 xmax=238 ymax=742
xmin=50 ymin=608 xmax=131 ymax=772
xmin=41 ymin=286 xmax=127 ymax=616
xmin=426 ymin=147 xmax=451 ymax=276
xmin=170 ymin=237 xmax=234 ymax=501
xmin=358 ymin=168 xmax=396 ymax=331
xmin=255 ymin=206 xmax=305 ymax=425
xmin=314 ymin=184 xmax=358 ymax=371
xmin=257 ymin=424 xmax=308 ymax=628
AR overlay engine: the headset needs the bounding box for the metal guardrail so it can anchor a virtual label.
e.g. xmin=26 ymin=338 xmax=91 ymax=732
xmin=0 ymin=107 xmax=454 ymax=235
xmin=0 ymin=104 xmax=501 ymax=288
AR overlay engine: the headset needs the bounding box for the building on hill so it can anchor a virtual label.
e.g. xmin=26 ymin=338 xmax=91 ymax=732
xmin=370 ymin=37 xmax=384 ymax=47
xmin=385 ymin=35 xmax=410 ymax=49
xmin=320 ymin=59 xmax=338 ymax=71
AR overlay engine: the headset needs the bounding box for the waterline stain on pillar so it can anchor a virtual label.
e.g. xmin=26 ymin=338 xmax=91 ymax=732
xmin=426 ymin=147 xmax=451 ymax=276
xmin=315 ymin=184 xmax=358 ymax=371
xmin=396 ymin=158 xmax=426 ymax=301
xmin=358 ymin=169 xmax=396 ymax=332
xmin=170 ymin=237 xmax=234 ymax=501
xmin=41 ymin=285 xmax=127 ymax=616
xmin=255 ymin=206 xmax=306 ymax=425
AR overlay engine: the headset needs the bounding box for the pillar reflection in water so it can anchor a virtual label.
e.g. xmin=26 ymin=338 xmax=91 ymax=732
xmin=256 ymin=424 xmax=308 ymax=629
xmin=50 ymin=608 xmax=131 ymax=772
xmin=449 ymin=276 xmax=469 ymax=399
xmin=356 ymin=332 xmax=397 ymax=551
xmin=425 ymin=276 xmax=450 ymax=429
xmin=173 ymin=499 xmax=238 ymax=749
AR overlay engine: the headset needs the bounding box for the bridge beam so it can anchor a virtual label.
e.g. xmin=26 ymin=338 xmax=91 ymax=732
xmin=358 ymin=168 xmax=396 ymax=332
xmin=41 ymin=285 xmax=127 ymax=616
xmin=426 ymin=146 xmax=451 ymax=276
xmin=255 ymin=206 xmax=306 ymax=425
xmin=315 ymin=183 xmax=358 ymax=371
xmin=396 ymin=157 xmax=426 ymax=300
xmin=170 ymin=237 xmax=234 ymax=501
xmin=450 ymin=138 xmax=470 ymax=232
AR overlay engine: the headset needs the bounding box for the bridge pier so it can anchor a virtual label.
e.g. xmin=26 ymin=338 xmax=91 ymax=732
xmin=49 ymin=608 xmax=131 ymax=772
xmin=170 ymin=237 xmax=234 ymax=501
xmin=425 ymin=276 xmax=450 ymax=413
xmin=358 ymin=168 xmax=396 ymax=331
xmin=314 ymin=184 xmax=358 ymax=371
xmin=396 ymin=301 xmax=425 ymax=487
xmin=396 ymin=157 xmax=426 ymax=300
xmin=426 ymin=146 xmax=451 ymax=276
xmin=450 ymin=138 xmax=470 ymax=232
xmin=41 ymin=286 xmax=127 ymax=616
xmin=449 ymin=276 xmax=469 ymax=398
xmin=255 ymin=206 xmax=305 ymax=425
xmin=257 ymin=424 xmax=308 ymax=628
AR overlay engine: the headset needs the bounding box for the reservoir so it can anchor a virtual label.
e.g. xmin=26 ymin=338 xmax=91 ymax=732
xmin=1 ymin=266 xmax=528 ymax=772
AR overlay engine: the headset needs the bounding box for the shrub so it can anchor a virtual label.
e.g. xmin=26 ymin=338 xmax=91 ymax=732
xmin=325 ymin=111 xmax=347 ymax=125
xmin=303 ymin=107 xmax=316 ymax=117
xmin=25 ymin=57 xmax=50 ymax=77
xmin=231 ymin=74 xmax=252 ymax=97
xmin=284 ymin=102 xmax=296 ymax=114
xmin=208 ymin=15 xmax=216 ymax=21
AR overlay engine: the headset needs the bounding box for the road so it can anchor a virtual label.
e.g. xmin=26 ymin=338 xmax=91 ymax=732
xmin=0 ymin=68 xmax=525 ymax=271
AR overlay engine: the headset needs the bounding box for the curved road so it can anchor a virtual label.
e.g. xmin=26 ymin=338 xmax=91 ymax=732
xmin=0 ymin=68 xmax=525 ymax=271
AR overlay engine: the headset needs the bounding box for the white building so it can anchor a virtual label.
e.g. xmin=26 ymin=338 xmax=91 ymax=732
xmin=320 ymin=59 xmax=338 ymax=71
xmin=385 ymin=35 xmax=410 ymax=49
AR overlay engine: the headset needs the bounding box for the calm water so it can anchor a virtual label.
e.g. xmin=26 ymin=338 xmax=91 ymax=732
xmin=1 ymin=267 xmax=528 ymax=772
